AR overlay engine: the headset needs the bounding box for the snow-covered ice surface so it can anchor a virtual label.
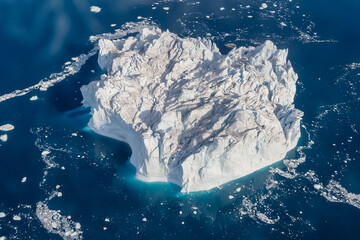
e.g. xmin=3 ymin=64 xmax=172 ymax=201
xmin=81 ymin=24 xmax=303 ymax=192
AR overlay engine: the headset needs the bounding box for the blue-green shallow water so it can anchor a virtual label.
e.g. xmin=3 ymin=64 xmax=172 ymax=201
xmin=1 ymin=0 xmax=360 ymax=239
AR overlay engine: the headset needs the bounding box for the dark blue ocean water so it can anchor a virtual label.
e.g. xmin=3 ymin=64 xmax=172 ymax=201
xmin=0 ymin=0 xmax=360 ymax=239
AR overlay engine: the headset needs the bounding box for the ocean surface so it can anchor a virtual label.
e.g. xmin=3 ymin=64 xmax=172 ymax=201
xmin=0 ymin=0 xmax=360 ymax=239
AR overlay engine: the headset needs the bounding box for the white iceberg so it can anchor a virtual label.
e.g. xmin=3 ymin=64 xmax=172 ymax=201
xmin=0 ymin=134 xmax=7 ymax=142
xmin=81 ymin=25 xmax=303 ymax=192
xmin=90 ymin=6 xmax=101 ymax=13
xmin=0 ymin=124 xmax=14 ymax=131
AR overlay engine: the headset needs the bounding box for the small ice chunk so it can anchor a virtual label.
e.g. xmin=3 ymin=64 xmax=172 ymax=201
xmin=41 ymin=150 xmax=51 ymax=156
xmin=228 ymin=195 xmax=234 ymax=199
xmin=56 ymin=185 xmax=61 ymax=189
xmin=235 ymin=187 xmax=241 ymax=192
xmin=220 ymin=7 xmax=225 ymax=11
xmin=260 ymin=3 xmax=268 ymax=9
xmin=0 ymin=237 xmax=5 ymax=240
xmin=13 ymin=215 xmax=21 ymax=221
xmin=71 ymin=133 xmax=78 ymax=136
xmin=224 ymin=43 xmax=236 ymax=48
xmin=163 ymin=7 xmax=170 ymax=11
xmin=247 ymin=15 xmax=253 ymax=18
xmin=110 ymin=24 xmax=116 ymax=27
xmin=52 ymin=222 xmax=58 ymax=228
xmin=30 ymin=96 xmax=38 ymax=101
xmin=105 ymin=218 xmax=110 ymax=222
xmin=75 ymin=223 xmax=81 ymax=229
xmin=0 ymin=212 xmax=6 ymax=218
xmin=90 ymin=6 xmax=101 ymax=13
xmin=0 ymin=124 xmax=14 ymax=131
xmin=314 ymin=184 xmax=322 ymax=190
xmin=142 ymin=217 xmax=147 ymax=222
xmin=21 ymin=177 xmax=27 ymax=183
xmin=179 ymin=211 xmax=183 ymax=215
xmin=280 ymin=22 xmax=287 ymax=27
xmin=57 ymin=192 xmax=63 ymax=197
xmin=0 ymin=134 xmax=7 ymax=142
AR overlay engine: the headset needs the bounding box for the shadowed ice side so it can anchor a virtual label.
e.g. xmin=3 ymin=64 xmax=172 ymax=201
xmin=81 ymin=22 xmax=303 ymax=192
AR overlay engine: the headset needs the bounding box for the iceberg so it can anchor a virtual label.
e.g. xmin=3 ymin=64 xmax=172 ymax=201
xmin=81 ymin=24 xmax=303 ymax=192
xmin=0 ymin=124 xmax=14 ymax=131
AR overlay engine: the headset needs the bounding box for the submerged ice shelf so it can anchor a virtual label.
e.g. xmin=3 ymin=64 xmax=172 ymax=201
xmin=81 ymin=24 xmax=303 ymax=192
